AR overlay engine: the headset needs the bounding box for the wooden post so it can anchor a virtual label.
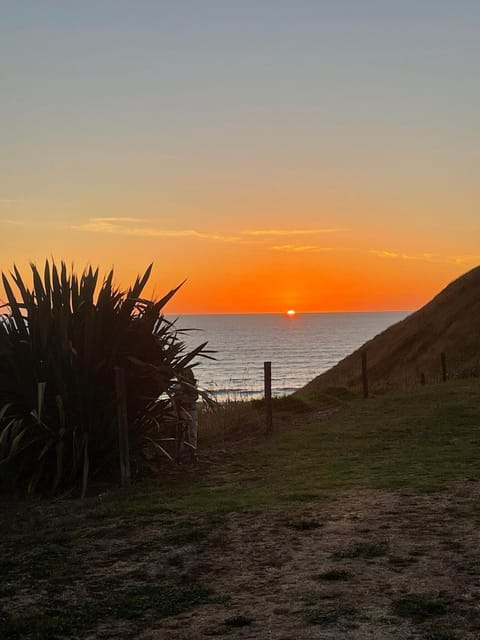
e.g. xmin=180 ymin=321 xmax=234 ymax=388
xmin=264 ymin=361 xmax=273 ymax=435
xmin=361 ymin=351 xmax=369 ymax=399
xmin=420 ymin=372 xmax=426 ymax=386
xmin=441 ymin=352 xmax=447 ymax=382
xmin=114 ymin=367 xmax=131 ymax=487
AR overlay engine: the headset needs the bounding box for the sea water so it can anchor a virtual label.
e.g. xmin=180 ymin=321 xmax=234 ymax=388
xmin=172 ymin=312 xmax=409 ymax=400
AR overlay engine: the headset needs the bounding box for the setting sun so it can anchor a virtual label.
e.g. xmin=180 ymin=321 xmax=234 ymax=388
xmin=286 ymin=309 xmax=296 ymax=317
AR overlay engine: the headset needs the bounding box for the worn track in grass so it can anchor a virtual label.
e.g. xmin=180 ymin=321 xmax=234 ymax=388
xmin=2 ymin=379 xmax=480 ymax=639
xmin=2 ymin=484 xmax=480 ymax=639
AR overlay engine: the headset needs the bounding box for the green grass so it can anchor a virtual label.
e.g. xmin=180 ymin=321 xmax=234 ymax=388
xmin=2 ymin=378 xmax=477 ymax=530
xmin=1 ymin=583 xmax=213 ymax=639
xmin=0 ymin=524 xmax=84 ymax=584
xmin=198 ymin=379 xmax=480 ymax=507
xmin=56 ymin=378 xmax=480 ymax=520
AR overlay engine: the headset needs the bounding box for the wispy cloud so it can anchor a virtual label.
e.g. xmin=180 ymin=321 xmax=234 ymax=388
xmin=241 ymin=228 xmax=345 ymax=236
xmin=67 ymin=218 xmax=351 ymax=245
xmin=0 ymin=199 xmax=20 ymax=205
xmin=369 ymin=250 xmax=437 ymax=262
xmin=271 ymin=244 xmax=336 ymax=253
xmin=369 ymin=250 xmax=480 ymax=265
xmin=73 ymin=218 xmax=239 ymax=242
xmin=447 ymin=254 xmax=480 ymax=265
xmin=1 ymin=218 xmax=65 ymax=228
xmin=91 ymin=217 xmax=150 ymax=223
xmin=0 ymin=218 xmax=29 ymax=226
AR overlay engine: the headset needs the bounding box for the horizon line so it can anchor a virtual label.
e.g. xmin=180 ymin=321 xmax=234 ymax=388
xmin=165 ymin=309 xmax=413 ymax=316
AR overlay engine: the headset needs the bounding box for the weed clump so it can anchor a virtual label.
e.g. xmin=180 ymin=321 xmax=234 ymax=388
xmin=317 ymin=569 xmax=352 ymax=581
xmin=334 ymin=541 xmax=388 ymax=559
xmin=392 ymin=593 xmax=450 ymax=621
xmin=224 ymin=615 xmax=252 ymax=627
xmin=287 ymin=518 xmax=323 ymax=531
xmin=307 ymin=604 xmax=357 ymax=626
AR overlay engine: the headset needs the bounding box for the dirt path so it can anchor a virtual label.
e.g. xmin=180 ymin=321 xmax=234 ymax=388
xmin=131 ymin=483 xmax=480 ymax=639
xmin=4 ymin=481 xmax=479 ymax=639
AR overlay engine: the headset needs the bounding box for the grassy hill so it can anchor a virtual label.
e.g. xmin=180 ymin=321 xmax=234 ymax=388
xmin=300 ymin=265 xmax=480 ymax=397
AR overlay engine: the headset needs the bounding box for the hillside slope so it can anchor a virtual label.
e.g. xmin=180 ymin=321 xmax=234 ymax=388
xmin=301 ymin=266 xmax=480 ymax=395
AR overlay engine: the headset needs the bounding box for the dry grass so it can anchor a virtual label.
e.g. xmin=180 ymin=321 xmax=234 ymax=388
xmin=198 ymin=398 xmax=263 ymax=447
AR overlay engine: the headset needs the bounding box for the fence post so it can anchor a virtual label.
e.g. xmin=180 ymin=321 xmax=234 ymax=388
xmin=420 ymin=372 xmax=426 ymax=386
xmin=114 ymin=367 xmax=131 ymax=487
xmin=361 ymin=351 xmax=369 ymax=399
xmin=264 ymin=361 xmax=273 ymax=435
xmin=441 ymin=352 xmax=447 ymax=382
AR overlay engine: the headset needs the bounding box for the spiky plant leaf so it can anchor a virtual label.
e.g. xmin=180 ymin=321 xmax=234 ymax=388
xmin=0 ymin=260 xmax=210 ymax=494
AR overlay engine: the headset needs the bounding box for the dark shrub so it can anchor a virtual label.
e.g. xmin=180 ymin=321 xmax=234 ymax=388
xmin=0 ymin=261 xmax=210 ymax=494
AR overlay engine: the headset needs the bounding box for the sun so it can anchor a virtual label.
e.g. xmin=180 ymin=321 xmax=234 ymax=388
xmin=286 ymin=309 xmax=296 ymax=317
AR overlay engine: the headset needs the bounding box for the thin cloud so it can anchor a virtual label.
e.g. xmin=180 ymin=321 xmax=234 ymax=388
xmin=447 ymin=254 xmax=480 ymax=265
xmin=0 ymin=200 xmax=19 ymax=204
xmin=241 ymin=228 xmax=345 ymax=236
xmin=272 ymin=244 xmax=336 ymax=253
xmin=1 ymin=218 xmax=67 ymax=228
xmin=369 ymin=250 xmax=403 ymax=259
xmin=0 ymin=218 xmax=29 ymax=225
xmin=73 ymin=218 xmax=239 ymax=242
xmin=369 ymin=250 xmax=436 ymax=262
xmin=92 ymin=217 xmax=150 ymax=223
xmin=369 ymin=250 xmax=480 ymax=265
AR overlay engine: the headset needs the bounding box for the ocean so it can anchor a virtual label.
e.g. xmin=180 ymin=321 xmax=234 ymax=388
xmin=173 ymin=311 xmax=409 ymax=400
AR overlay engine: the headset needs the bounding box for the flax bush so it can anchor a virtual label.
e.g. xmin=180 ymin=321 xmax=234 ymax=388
xmin=0 ymin=261 xmax=210 ymax=495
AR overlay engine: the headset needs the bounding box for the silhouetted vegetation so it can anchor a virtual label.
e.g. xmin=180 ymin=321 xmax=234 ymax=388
xmin=0 ymin=260 xmax=210 ymax=495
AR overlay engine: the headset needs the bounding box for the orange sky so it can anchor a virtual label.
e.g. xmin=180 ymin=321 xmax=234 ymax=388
xmin=1 ymin=3 xmax=479 ymax=314
xmin=1 ymin=214 xmax=476 ymax=314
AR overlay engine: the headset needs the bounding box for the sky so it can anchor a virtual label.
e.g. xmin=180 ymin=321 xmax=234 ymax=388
xmin=1 ymin=1 xmax=479 ymax=313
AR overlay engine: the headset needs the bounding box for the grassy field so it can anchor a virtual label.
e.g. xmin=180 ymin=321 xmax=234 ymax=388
xmin=2 ymin=378 xmax=480 ymax=639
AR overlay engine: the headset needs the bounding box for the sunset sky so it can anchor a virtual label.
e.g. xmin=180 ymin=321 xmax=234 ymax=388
xmin=1 ymin=1 xmax=479 ymax=313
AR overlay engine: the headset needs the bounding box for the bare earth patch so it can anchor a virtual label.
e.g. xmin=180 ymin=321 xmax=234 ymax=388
xmin=3 ymin=482 xmax=480 ymax=639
